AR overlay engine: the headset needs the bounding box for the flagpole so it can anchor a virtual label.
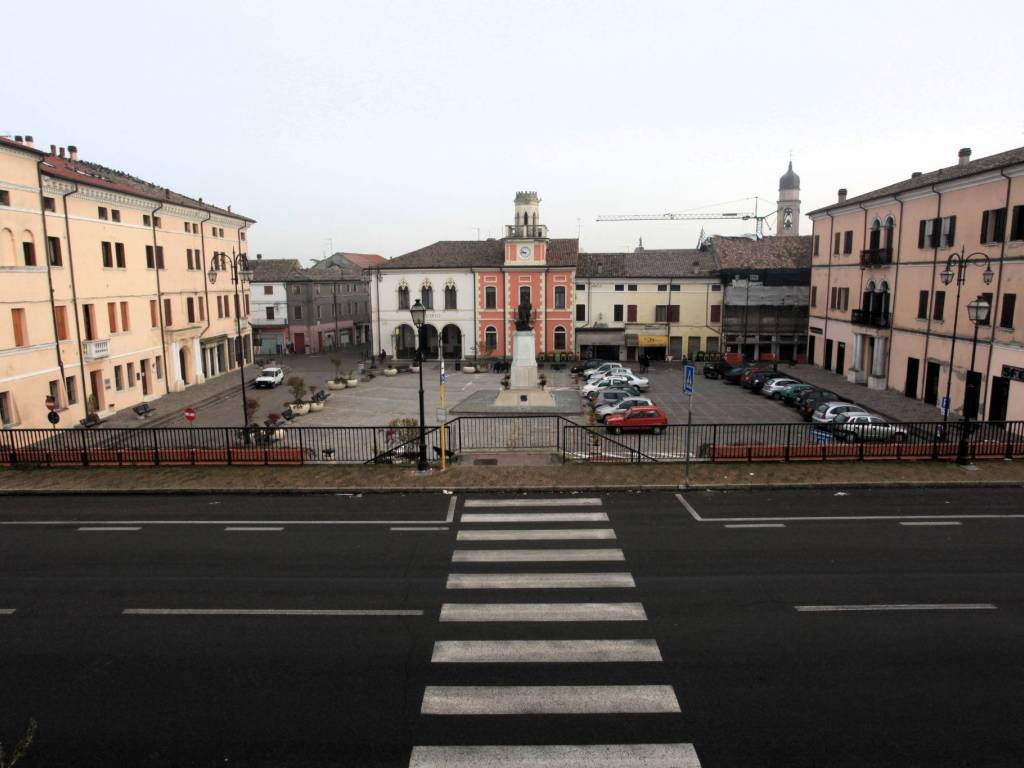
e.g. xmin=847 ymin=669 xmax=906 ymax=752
xmin=439 ymin=344 xmax=447 ymax=471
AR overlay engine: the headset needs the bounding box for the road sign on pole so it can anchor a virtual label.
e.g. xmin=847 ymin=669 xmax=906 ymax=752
xmin=45 ymin=395 xmax=57 ymax=412
xmin=47 ymin=411 xmax=60 ymax=426
xmin=940 ymin=396 xmax=950 ymax=416
xmin=183 ymin=406 xmax=197 ymax=423
xmin=683 ymin=364 xmax=695 ymax=395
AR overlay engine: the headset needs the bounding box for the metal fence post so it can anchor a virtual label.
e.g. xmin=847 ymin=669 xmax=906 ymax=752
xmin=80 ymin=430 xmax=89 ymax=467
xmin=783 ymin=423 xmax=791 ymax=462
xmin=298 ymin=428 xmax=305 ymax=465
xmin=226 ymin=428 xmax=233 ymax=466
xmin=153 ymin=430 xmax=160 ymax=466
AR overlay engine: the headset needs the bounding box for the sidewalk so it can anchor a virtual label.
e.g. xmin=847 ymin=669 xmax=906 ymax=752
xmin=2 ymin=458 xmax=1022 ymax=494
xmin=778 ymin=363 xmax=940 ymax=423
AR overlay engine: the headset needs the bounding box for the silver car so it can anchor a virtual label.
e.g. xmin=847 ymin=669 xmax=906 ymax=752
xmin=833 ymin=413 xmax=909 ymax=442
xmin=595 ymin=396 xmax=654 ymax=422
xmin=761 ymin=378 xmax=801 ymax=398
xmin=812 ymin=401 xmax=868 ymax=427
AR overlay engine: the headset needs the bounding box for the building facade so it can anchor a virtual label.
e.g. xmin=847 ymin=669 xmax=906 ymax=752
xmin=0 ymin=136 xmax=254 ymax=429
xmin=808 ymin=145 xmax=1024 ymax=421
xmin=250 ymin=258 xmax=299 ymax=356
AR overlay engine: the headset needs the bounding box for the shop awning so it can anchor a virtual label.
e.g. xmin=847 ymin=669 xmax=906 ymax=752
xmin=577 ymin=329 xmax=625 ymax=345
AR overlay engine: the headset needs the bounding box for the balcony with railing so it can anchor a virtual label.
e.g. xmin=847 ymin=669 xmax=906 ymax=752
xmin=505 ymin=224 xmax=548 ymax=239
xmin=82 ymin=338 xmax=110 ymax=361
xmin=860 ymin=247 xmax=893 ymax=268
xmin=851 ymin=308 xmax=890 ymax=328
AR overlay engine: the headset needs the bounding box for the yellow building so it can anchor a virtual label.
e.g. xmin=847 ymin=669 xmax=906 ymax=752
xmin=574 ymin=249 xmax=723 ymax=360
xmin=0 ymin=136 xmax=255 ymax=429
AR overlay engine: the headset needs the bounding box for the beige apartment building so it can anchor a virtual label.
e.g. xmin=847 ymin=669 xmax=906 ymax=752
xmin=0 ymin=136 xmax=255 ymax=430
xmin=808 ymin=145 xmax=1024 ymax=422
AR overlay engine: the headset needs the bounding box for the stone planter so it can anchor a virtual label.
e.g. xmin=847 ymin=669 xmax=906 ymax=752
xmin=463 ymin=365 xmax=476 ymax=374
xmin=345 ymin=378 xmax=359 ymax=387
xmin=383 ymin=368 xmax=398 ymax=377
xmin=327 ymin=380 xmax=347 ymax=391
xmin=410 ymin=365 xmax=420 ymax=373
xmin=309 ymin=401 xmax=325 ymax=412
xmin=290 ymin=402 xmax=311 ymax=416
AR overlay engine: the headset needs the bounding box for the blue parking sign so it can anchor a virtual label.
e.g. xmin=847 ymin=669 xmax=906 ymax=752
xmin=683 ymin=364 xmax=695 ymax=395
xmin=940 ymin=395 xmax=949 ymax=415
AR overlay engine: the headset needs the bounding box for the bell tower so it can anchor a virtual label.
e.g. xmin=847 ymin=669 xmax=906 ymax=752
xmin=506 ymin=190 xmax=547 ymax=264
xmin=777 ymin=160 xmax=801 ymax=237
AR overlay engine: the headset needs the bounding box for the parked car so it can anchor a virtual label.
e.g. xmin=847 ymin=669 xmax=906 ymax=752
xmin=832 ymin=413 xmax=908 ymax=442
xmin=811 ymin=401 xmax=869 ymax=427
xmin=722 ymin=365 xmax=752 ymax=384
xmin=586 ymin=362 xmax=629 ymax=379
xmin=582 ymin=372 xmax=649 ymax=395
xmin=605 ymin=405 xmax=668 ymax=435
xmin=748 ymin=370 xmax=783 ymax=392
xmin=761 ymin=378 xmax=801 ymax=398
xmin=571 ymin=358 xmax=608 ymax=375
xmin=740 ymin=366 xmax=778 ymax=388
xmin=791 ymin=386 xmax=825 ymax=408
xmin=595 ymin=396 xmax=655 ymax=422
xmin=586 ymin=366 xmax=631 ymax=383
xmin=254 ymin=367 xmax=284 ymax=388
xmin=781 ymin=383 xmax=816 ymax=405
xmin=589 ymin=386 xmax=642 ymax=404
xmin=799 ymin=390 xmax=847 ymax=420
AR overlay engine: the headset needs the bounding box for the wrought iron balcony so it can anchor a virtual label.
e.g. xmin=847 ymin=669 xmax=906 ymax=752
xmin=860 ymin=247 xmax=893 ymax=268
xmin=851 ymin=309 xmax=890 ymax=328
xmin=82 ymin=338 xmax=110 ymax=361
xmin=505 ymin=224 xmax=548 ymax=239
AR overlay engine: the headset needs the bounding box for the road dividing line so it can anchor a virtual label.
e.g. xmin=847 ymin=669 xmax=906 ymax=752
xmin=453 ymin=548 xmax=625 ymax=563
xmin=724 ymin=523 xmax=786 ymax=529
xmin=440 ymin=602 xmax=648 ymax=622
xmin=123 ymin=608 xmax=424 ymax=616
xmin=899 ymin=521 xmax=962 ymax=527
xmin=464 ymin=498 xmax=603 ymax=508
xmin=431 ymin=639 xmax=662 ymax=663
xmin=457 ymin=528 xmax=616 ymax=541
xmin=408 ymin=743 xmax=703 ymax=767
xmin=0 ymin=609 xmax=15 ymax=615
xmin=224 ymin=526 xmax=283 ymax=532
xmin=794 ymin=603 xmax=996 ymax=612
xmin=77 ymin=526 xmax=141 ymax=532
xmin=447 ymin=572 xmax=635 ymax=590
xmin=391 ymin=527 xmax=450 ymax=531
xmin=421 ymin=684 xmax=680 ymax=715
xmin=461 ymin=512 xmax=609 ymax=523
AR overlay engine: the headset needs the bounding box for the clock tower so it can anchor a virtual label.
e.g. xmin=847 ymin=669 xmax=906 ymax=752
xmin=506 ymin=190 xmax=547 ymax=264
xmin=777 ymin=160 xmax=801 ymax=237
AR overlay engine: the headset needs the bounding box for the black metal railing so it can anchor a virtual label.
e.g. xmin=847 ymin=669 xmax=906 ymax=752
xmin=860 ymin=247 xmax=894 ymax=267
xmin=1 ymin=418 xmax=1021 ymax=467
xmin=851 ymin=308 xmax=890 ymax=328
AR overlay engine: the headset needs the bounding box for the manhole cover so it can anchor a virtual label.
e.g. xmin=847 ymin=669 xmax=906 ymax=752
xmin=473 ymin=458 xmax=499 ymax=465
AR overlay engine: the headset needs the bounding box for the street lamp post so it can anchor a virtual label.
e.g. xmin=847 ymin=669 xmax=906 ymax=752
xmin=409 ymin=299 xmax=429 ymax=472
xmin=957 ymin=295 xmax=991 ymax=465
xmin=207 ymin=249 xmax=254 ymax=429
xmin=938 ymin=247 xmax=993 ymax=431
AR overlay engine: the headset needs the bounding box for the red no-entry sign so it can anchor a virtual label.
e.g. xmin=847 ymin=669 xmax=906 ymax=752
xmin=183 ymin=407 xmax=197 ymax=423
xmin=45 ymin=395 xmax=56 ymax=412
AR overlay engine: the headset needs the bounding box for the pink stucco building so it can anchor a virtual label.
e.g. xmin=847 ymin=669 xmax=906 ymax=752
xmin=808 ymin=145 xmax=1024 ymax=421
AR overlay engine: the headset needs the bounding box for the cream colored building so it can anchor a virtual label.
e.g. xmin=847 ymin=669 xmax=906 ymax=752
xmin=0 ymin=136 xmax=255 ymax=429
xmin=575 ymin=250 xmax=723 ymax=360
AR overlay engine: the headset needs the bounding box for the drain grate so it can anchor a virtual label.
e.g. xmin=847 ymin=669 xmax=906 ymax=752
xmin=473 ymin=458 xmax=499 ymax=465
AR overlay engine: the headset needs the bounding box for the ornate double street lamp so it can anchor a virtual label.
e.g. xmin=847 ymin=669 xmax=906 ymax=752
xmin=409 ymin=299 xmax=429 ymax=472
xmin=956 ymin=294 xmax=992 ymax=465
xmin=938 ymin=247 xmax=993 ymax=432
xmin=208 ymin=249 xmax=254 ymax=429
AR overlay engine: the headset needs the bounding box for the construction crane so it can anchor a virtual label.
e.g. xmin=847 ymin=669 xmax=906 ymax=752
xmin=597 ymin=197 xmax=775 ymax=239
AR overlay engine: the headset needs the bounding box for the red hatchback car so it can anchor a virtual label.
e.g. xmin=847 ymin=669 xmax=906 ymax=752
xmin=604 ymin=405 xmax=668 ymax=434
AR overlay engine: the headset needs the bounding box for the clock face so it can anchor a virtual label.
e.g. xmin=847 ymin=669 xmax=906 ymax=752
xmin=517 ymin=245 xmax=532 ymax=261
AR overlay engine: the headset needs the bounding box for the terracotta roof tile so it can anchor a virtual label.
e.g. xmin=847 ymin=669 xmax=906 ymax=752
xmin=250 ymin=259 xmax=303 ymax=282
xmin=708 ymin=235 xmax=811 ymax=270
xmin=577 ymin=249 xmax=718 ymax=278
xmin=378 ymin=238 xmax=579 ymax=269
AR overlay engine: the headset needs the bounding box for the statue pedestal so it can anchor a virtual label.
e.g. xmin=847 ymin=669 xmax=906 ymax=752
xmin=510 ymin=330 xmax=538 ymax=389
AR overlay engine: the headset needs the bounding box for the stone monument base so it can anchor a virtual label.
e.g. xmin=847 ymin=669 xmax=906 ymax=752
xmin=493 ymin=387 xmax=556 ymax=408
xmin=510 ymin=330 xmax=539 ymax=389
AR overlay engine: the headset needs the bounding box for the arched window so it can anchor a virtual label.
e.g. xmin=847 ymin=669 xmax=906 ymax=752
xmin=553 ymin=286 xmax=566 ymax=309
xmin=444 ymin=284 xmax=457 ymax=310
xmin=484 ymin=326 xmax=498 ymax=353
xmin=21 ymin=231 xmax=36 ymax=266
xmin=421 ymin=285 xmax=433 ymax=309
xmin=0 ymin=228 xmax=15 ymax=267
xmin=553 ymin=326 xmax=566 ymax=351
xmin=484 ymin=286 xmax=496 ymax=309
xmin=884 ymin=216 xmax=895 ymax=250
xmin=863 ymin=280 xmax=876 ymax=313
xmin=519 ymin=286 xmax=530 ymax=306
xmin=397 ymin=285 xmax=410 ymax=310
xmin=869 ymin=218 xmax=881 ymax=251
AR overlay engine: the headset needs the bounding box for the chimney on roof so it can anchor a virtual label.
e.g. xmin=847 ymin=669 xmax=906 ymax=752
xmin=68 ymin=145 xmax=78 ymax=161
xmin=24 ymin=135 xmax=33 ymax=147
xmin=50 ymin=144 xmax=56 ymax=155
xmin=958 ymin=147 xmax=971 ymax=167
xmin=911 ymin=171 xmax=922 ymax=178
xmin=58 ymin=147 xmax=65 ymax=158
xmin=256 ymin=253 xmax=262 ymax=260
xmin=14 ymin=135 xmax=23 ymax=143
xmin=227 ymin=205 xmax=232 ymax=212
xmin=837 ymin=188 xmax=847 ymax=204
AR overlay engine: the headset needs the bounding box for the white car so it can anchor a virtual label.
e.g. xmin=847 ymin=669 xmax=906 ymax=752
xmin=587 ymin=366 xmax=631 ymax=383
xmin=586 ymin=362 xmax=628 ymax=379
xmin=254 ymin=367 xmax=284 ymax=388
xmin=581 ymin=372 xmax=649 ymax=395
xmin=595 ymin=396 xmax=654 ymax=422
xmin=761 ymin=378 xmax=801 ymax=398
xmin=811 ymin=401 xmax=868 ymax=427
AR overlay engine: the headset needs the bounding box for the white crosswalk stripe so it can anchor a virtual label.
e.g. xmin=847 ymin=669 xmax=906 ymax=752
xmin=464 ymin=498 xmax=603 ymax=508
xmin=457 ymin=528 xmax=616 ymax=541
xmin=462 ymin=512 xmax=609 ymax=523
xmin=447 ymin=572 xmax=635 ymax=590
xmin=431 ymin=639 xmax=662 ymax=663
xmin=409 ymin=743 xmax=702 ymax=767
xmin=439 ymin=602 xmax=647 ymax=622
xmin=421 ymin=685 xmax=680 ymax=714
xmin=452 ymin=548 xmax=625 ymax=563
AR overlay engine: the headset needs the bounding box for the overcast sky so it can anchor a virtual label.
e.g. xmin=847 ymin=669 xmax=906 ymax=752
xmin=5 ymin=0 xmax=1022 ymax=262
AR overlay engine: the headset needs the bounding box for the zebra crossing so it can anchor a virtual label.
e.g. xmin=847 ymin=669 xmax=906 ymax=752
xmin=408 ymin=496 xmax=702 ymax=767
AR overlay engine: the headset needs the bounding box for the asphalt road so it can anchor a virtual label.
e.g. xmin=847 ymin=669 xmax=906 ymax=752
xmin=1 ymin=488 xmax=1023 ymax=767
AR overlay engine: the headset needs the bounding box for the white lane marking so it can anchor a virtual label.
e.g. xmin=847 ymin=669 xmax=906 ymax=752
xmin=408 ymin=743 xmax=703 ymax=767
xmin=446 ymin=495 xmax=457 ymax=523
xmin=224 ymin=526 xmax=283 ymax=532
xmin=440 ymin=602 xmax=647 ymax=622
xmin=123 ymin=608 xmax=424 ymax=616
xmin=453 ymin=548 xmax=625 ymax=563
xmin=724 ymin=523 xmax=786 ymax=529
xmin=391 ymin=526 xmax=450 ymax=531
xmin=457 ymin=528 xmax=616 ymax=541
xmin=421 ymin=684 xmax=680 ymax=715
xmin=0 ymin=609 xmax=15 ymax=615
xmin=77 ymin=526 xmax=141 ymax=532
xmin=461 ymin=512 xmax=609 ymax=523
xmin=900 ymin=521 xmax=962 ymax=527
xmin=464 ymin=498 xmax=603 ymax=508
xmin=431 ymin=638 xmax=662 ymax=663
xmin=794 ymin=603 xmax=997 ymax=612
xmin=447 ymin=573 xmax=635 ymax=590
xmin=675 ymin=494 xmax=1024 ymax=523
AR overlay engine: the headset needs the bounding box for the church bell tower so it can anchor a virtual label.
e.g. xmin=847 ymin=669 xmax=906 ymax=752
xmin=777 ymin=160 xmax=801 ymax=237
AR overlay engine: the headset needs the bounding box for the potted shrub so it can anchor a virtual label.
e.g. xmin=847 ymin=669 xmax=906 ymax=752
xmin=383 ymin=364 xmax=398 ymax=376
xmin=344 ymin=370 xmax=360 ymax=387
xmin=327 ymin=357 xmax=347 ymax=390
xmin=538 ymin=373 xmax=547 ymax=388
xmin=265 ymin=413 xmax=285 ymax=442
xmin=385 ymin=417 xmax=421 ymax=463
xmin=286 ymin=375 xmax=310 ymax=415
xmin=309 ymin=385 xmax=326 ymax=412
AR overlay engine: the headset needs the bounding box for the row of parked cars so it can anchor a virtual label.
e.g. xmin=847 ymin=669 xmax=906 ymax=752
xmin=571 ymin=359 xmax=668 ymax=435
xmin=708 ymin=360 xmax=909 ymax=442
